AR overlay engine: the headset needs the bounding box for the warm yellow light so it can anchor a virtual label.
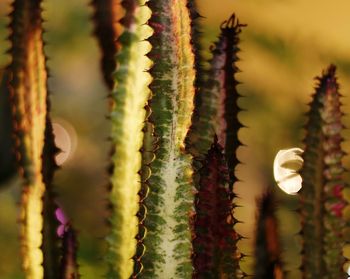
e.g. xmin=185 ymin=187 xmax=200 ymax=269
xmin=273 ymin=148 xmax=304 ymax=195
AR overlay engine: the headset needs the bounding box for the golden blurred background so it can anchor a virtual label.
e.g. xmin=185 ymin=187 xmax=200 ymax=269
xmin=1 ymin=0 xmax=350 ymax=278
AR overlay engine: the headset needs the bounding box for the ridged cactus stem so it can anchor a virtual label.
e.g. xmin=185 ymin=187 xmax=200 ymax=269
xmin=91 ymin=0 xmax=120 ymax=90
xmin=300 ymin=65 xmax=347 ymax=278
xmin=185 ymin=15 xmax=245 ymax=277
xmin=54 ymin=207 xmax=79 ymax=279
xmin=217 ymin=15 xmax=245 ymax=189
xmin=253 ymin=190 xmax=284 ymax=279
xmin=41 ymin=119 xmax=61 ymax=279
xmin=193 ymin=139 xmax=241 ymax=278
xmin=7 ymin=0 xmax=59 ymax=278
xmin=186 ymin=0 xmax=204 ymax=92
xmin=95 ymin=0 xmax=152 ymax=278
xmin=60 ymin=229 xmax=79 ymax=279
xmin=141 ymin=0 xmax=196 ymax=277
xmin=186 ymin=14 xmax=245 ymax=191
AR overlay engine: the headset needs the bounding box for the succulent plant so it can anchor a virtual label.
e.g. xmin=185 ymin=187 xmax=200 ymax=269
xmin=1 ymin=1 xmax=349 ymax=279
xmin=253 ymin=190 xmax=284 ymax=279
xmin=299 ymin=65 xmax=348 ymax=278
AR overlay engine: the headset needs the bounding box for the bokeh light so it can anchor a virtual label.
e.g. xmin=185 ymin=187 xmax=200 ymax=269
xmin=52 ymin=120 xmax=77 ymax=166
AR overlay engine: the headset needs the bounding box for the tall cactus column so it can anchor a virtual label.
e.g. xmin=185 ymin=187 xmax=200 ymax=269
xmin=7 ymin=0 xmax=58 ymax=278
xmin=253 ymin=191 xmax=284 ymax=279
xmin=141 ymin=0 xmax=196 ymax=278
xmin=300 ymin=65 xmax=348 ymax=278
xmin=187 ymin=14 xmax=246 ymax=278
xmin=92 ymin=0 xmax=152 ymax=278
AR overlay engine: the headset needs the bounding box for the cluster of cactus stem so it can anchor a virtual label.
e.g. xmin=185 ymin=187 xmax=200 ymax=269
xmin=0 ymin=0 xmax=349 ymax=278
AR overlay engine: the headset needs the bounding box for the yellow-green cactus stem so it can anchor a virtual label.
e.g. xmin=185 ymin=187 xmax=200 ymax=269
xmin=96 ymin=0 xmax=152 ymax=278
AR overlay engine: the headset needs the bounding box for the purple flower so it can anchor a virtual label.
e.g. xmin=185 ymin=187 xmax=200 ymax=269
xmin=55 ymin=208 xmax=69 ymax=238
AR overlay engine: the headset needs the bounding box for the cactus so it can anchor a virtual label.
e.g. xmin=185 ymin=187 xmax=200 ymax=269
xmin=60 ymin=229 xmax=79 ymax=279
xmin=7 ymin=0 xmax=61 ymax=277
xmin=187 ymin=13 xmax=245 ymax=278
xmin=299 ymin=65 xmax=348 ymax=278
xmin=56 ymin=208 xmax=79 ymax=279
xmin=92 ymin=0 xmax=152 ymax=277
xmin=187 ymin=14 xmax=245 ymax=190
xmin=0 ymin=69 xmax=16 ymax=183
xmin=253 ymin=190 xmax=284 ymax=279
xmin=2 ymin=1 xmax=350 ymax=279
xmin=41 ymin=120 xmax=61 ymax=279
xmin=140 ymin=1 xmax=196 ymax=277
xmin=91 ymin=0 xmax=120 ymax=90
xmin=193 ymin=139 xmax=241 ymax=278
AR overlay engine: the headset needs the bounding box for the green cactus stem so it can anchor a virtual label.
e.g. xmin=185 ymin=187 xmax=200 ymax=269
xmin=193 ymin=139 xmax=241 ymax=278
xmin=300 ymin=64 xmax=348 ymax=278
xmin=253 ymin=190 xmax=284 ymax=279
xmin=95 ymin=0 xmax=152 ymax=278
xmin=141 ymin=0 xmax=196 ymax=277
xmin=7 ymin=0 xmax=59 ymax=277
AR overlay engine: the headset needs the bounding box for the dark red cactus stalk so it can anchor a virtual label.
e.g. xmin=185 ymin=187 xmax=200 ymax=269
xmin=56 ymin=208 xmax=79 ymax=279
xmin=193 ymin=138 xmax=240 ymax=278
xmin=60 ymin=229 xmax=79 ymax=279
xmin=186 ymin=14 xmax=246 ymax=197
xmin=42 ymin=119 xmax=61 ymax=278
xmin=216 ymin=15 xmax=246 ymax=190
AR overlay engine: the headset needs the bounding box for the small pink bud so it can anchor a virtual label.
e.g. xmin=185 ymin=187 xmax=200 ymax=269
xmin=55 ymin=208 xmax=69 ymax=238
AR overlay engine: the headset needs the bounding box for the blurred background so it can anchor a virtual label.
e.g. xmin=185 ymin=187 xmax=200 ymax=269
xmin=1 ymin=0 xmax=350 ymax=278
